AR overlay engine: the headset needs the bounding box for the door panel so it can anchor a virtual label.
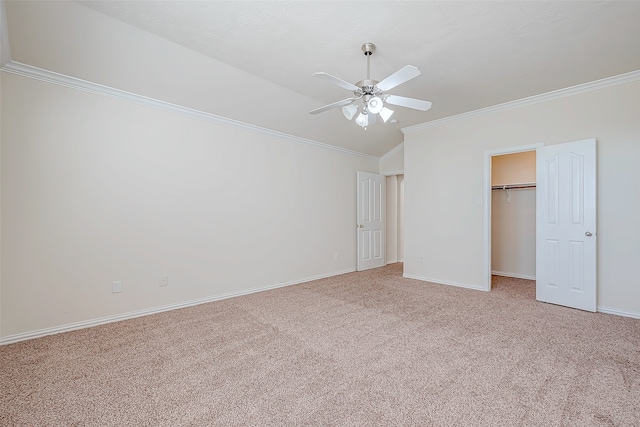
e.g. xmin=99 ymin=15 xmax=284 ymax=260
xmin=536 ymin=138 xmax=596 ymax=312
xmin=569 ymin=241 xmax=584 ymax=291
xmin=362 ymin=230 xmax=371 ymax=261
xmin=357 ymin=171 xmax=385 ymax=271
xmin=545 ymin=155 xmax=559 ymax=223
xmin=545 ymin=239 xmax=559 ymax=287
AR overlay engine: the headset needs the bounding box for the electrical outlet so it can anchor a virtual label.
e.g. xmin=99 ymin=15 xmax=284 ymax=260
xmin=159 ymin=275 xmax=168 ymax=287
xmin=419 ymin=256 xmax=425 ymax=263
xmin=112 ymin=280 xmax=122 ymax=293
xmin=335 ymin=252 xmax=339 ymax=260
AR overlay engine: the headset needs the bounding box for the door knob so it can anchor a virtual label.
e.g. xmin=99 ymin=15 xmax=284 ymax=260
xmin=585 ymin=231 xmax=593 ymax=237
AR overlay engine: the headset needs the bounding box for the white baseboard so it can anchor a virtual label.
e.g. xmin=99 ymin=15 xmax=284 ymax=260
xmin=402 ymin=274 xmax=486 ymax=292
xmin=386 ymin=258 xmax=398 ymax=265
xmin=0 ymin=268 xmax=356 ymax=345
xmin=7 ymin=268 xmax=637 ymax=345
xmin=596 ymin=306 xmax=640 ymax=319
xmin=492 ymin=270 xmax=536 ymax=280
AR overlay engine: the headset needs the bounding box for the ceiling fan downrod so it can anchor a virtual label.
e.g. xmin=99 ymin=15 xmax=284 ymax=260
xmin=357 ymin=43 xmax=378 ymax=95
xmin=362 ymin=42 xmax=375 ymax=80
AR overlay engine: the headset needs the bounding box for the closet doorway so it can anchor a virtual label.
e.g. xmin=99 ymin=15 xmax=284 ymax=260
xmin=483 ymin=144 xmax=542 ymax=291
xmin=491 ymin=151 xmax=536 ymax=281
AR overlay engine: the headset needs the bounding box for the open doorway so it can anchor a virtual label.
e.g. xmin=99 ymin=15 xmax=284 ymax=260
xmin=386 ymin=174 xmax=404 ymax=264
xmin=485 ymin=140 xmax=597 ymax=310
xmin=483 ymin=144 xmax=542 ymax=291
xmin=491 ymin=152 xmax=536 ymax=280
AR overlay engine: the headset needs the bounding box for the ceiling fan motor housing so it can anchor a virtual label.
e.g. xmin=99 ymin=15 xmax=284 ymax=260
xmin=355 ymin=80 xmax=380 ymax=95
xmin=361 ymin=42 xmax=376 ymax=56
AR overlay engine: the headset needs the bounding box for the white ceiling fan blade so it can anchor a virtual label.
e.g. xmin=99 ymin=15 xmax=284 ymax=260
xmin=313 ymin=72 xmax=361 ymax=92
xmin=309 ymin=98 xmax=357 ymax=115
xmin=385 ymin=95 xmax=432 ymax=111
xmin=376 ymin=65 xmax=421 ymax=92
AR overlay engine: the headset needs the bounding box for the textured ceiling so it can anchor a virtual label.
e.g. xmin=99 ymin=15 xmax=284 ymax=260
xmin=19 ymin=1 xmax=640 ymax=156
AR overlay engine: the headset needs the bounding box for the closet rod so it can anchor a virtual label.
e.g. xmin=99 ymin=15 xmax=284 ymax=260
xmin=491 ymin=183 xmax=537 ymax=190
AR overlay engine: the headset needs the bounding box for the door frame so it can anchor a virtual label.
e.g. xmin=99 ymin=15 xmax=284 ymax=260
xmin=482 ymin=143 xmax=543 ymax=291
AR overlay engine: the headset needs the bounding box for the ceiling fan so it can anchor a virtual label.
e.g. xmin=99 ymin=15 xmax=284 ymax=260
xmin=309 ymin=43 xmax=432 ymax=128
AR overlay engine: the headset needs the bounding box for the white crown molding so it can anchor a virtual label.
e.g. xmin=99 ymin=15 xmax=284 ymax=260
xmin=0 ymin=267 xmax=356 ymax=345
xmin=402 ymin=69 xmax=640 ymax=134
xmin=1 ymin=61 xmax=378 ymax=161
xmin=380 ymin=142 xmax=404 ymax=162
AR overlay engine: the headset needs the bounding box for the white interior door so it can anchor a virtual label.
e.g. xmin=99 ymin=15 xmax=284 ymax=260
xmin=536 ymin=138 xmax=596 ymax=311
xmin=357 ymin=171 xmax=385 ymax=271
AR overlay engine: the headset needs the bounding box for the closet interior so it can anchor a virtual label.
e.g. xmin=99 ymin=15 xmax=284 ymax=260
xmin=491 ymin=151 xmax=536 ymax=280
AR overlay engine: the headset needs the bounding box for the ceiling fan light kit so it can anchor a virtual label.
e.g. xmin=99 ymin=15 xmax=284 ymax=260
xmin=310 ymin=42 xmax=432 ymax=129
xmin=379 ymin=107 xmax=394 ymax=123
xmin=342 ymin=103 xmax=358 ymax=120
xmin=355 ymin=112 xmax=369 ymax=128
xmin=367 ymin=96 xmax=384 ymax=114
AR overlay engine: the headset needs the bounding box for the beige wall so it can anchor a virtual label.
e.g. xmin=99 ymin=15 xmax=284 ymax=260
xmin=380 ymin=144 xmax=404 ymax=174
xmin=491 ymin=151 xmax=536 ymax=186
xmin=0 ymin=0 xmax=9 ymax=67
xmin=404 ymin=79 xmax=640 ymax=315
xmin=0 ymin=72 xmax=377 ymax=339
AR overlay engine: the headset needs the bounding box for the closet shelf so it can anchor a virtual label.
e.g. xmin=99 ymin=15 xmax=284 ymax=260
xmin=491 ymin=183 xmax=536 ymax=190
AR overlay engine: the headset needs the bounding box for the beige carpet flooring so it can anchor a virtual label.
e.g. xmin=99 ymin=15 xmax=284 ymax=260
xmin=1 ymin=263 xmax=639 ymax=426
